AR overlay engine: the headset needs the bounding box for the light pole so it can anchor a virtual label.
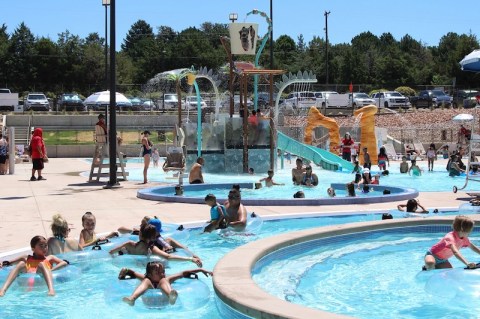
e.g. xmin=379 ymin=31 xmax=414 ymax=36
xmin=324 ymin=11 xmax=330 ymax=85
xmin=228 ymin=13 xmax=238 ymax=117
xmin=270 ymin=0 xmax=274 ymax=69
xmin=102 ymin=0 xmax=110 ymax=90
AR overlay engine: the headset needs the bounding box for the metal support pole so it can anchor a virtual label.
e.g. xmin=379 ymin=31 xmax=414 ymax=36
xmin=270 ymin=0 xmax=274 ymax=70
xmin=107 ymin=0 xmax=117 ymax=187
xmin=242 ymin=74 xmax=249 ymax=173
xmin=8 ymin=127 xmax=15 ymax=175
xmin=324 ymin=11 xmax=330 ymax=85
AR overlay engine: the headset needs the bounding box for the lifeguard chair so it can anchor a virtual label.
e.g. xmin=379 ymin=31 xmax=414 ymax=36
xmin=88 ymin=123 xmax=127 ymax=182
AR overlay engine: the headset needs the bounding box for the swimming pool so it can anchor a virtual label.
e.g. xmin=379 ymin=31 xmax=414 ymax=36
xmin=123 ymin=161 xmax=476 ymax=193
xmin=252 ymin=226 xmax=480 ymax=319
xmin=1 ymin=211 xmax=464 ymax=319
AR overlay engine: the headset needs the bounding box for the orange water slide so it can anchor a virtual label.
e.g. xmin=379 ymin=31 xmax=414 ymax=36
xmin=353 ymin=105 xmax=378 ymax=165
xmin=304 ymin=106 xmax=340 ymax=153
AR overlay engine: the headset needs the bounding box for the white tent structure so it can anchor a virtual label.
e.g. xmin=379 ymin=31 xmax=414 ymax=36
xmin=83 ymin=90 xmax=131 ymax=110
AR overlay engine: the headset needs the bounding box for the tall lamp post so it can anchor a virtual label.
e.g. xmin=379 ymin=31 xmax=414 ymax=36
xmin=228 ymin=13 xmax=238 ymax=117
xmin=324 ymin=10 xmax=330 ymax=85
xmin=269 ymin=0 xmax=274 ymax=70
xmin=102 ymin=0 xmax=110 ymax=90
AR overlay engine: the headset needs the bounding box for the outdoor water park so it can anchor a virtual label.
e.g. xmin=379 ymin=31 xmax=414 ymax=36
xmin=4 ymin=3 xmax=480 ymax=319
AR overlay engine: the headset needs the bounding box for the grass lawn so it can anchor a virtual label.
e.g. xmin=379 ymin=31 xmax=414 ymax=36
xmin=43 ymin=130 xmax=174 ymax=145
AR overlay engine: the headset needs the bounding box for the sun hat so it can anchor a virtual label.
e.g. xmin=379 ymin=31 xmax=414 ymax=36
xmin=148 ymin=218 xmax=162 ymax=233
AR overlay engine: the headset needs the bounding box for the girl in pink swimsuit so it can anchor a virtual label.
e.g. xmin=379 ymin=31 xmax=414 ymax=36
xmin=424 ymin=215 xmax=480 ymax=270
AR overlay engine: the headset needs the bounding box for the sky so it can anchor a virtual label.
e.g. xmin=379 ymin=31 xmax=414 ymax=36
xmin=1 ymin=0 xmax=479 ymax=51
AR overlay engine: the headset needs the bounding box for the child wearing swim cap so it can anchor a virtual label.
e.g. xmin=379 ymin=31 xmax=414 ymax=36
xmin=0 ymin=236 xmax=68 ymax=296
xmin=424 ymin=215 xmax=480 ymax=270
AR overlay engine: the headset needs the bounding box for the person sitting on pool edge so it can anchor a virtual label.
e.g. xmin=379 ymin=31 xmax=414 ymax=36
xmin=225 ymin=189 xmax=248 ymax=231
xmin=301 ymin=165 xmax=318 ymax=187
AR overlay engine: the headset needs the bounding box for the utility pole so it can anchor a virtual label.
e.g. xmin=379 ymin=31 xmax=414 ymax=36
xmin=324 ymin=11 xmax=330 ymax=85
xmin=270 ymin=0 xmax=274 ymax=70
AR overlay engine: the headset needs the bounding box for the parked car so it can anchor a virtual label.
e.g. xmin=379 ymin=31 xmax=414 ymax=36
xmin=453 ymin=90 xmax=479 ymax=108
xmin=410 ymin=90 xmax=453 ymax=108
xmin=128 ymin=97 xmax=144 ymax=111
xmin=257 ymin=92 xmax=283 ymax=108
xmin=0 ymin=88 xmax=18 ymax=111
xmin=141 ymin=99 xmax=156 ymax=111
xmin=284 ymin=91 xmax=316 ymax=108
xmin=371 ymin=91 xmax=411 ymax=109
xmin=221 ymin=95 xmax=254 ymax=110
xmin=160 ymin=93 xmax=179 ymax=110
xmin=184 ymin=96 xmax=207 ymax=110
xmin=350 ymin=92 xmax=376 ymax=108
xmin=314 ymin=91 xmax=350 ymax=107
xmin=57 ymin=93 xmax=85 ymax=111
xmin=25 ymin=93 xmax=50 ymax=111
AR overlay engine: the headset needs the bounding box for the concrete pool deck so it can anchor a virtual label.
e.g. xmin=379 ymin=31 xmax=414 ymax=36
xmin=0 ymin=157 xmax=467 ymax=255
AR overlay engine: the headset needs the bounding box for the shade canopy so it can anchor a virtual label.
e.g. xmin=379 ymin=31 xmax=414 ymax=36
xmin=459 ymin=49 xmax=480 ymax=72
xmin=84 ymin=91 xmax=130 ymax=104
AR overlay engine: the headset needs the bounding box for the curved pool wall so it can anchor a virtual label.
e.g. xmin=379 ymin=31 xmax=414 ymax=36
xmin=137 ymin=182 xmax=418 ymax=206
xmin=213 ymin=216 xmax=475 ymax=319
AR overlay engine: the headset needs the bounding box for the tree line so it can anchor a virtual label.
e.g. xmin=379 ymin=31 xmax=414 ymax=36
xmin=0 ymin=19 xmax=479 ymax=98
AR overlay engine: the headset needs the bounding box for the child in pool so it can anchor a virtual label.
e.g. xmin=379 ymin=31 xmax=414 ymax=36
xmin=109 ymin=224 xmax=202 ymax=267
xmin=352 ymin=161 xmax=362 ymax=183
xmin=203 ymin=194 xmax=227 ymax=233
xmin=399 ymin=156 xmax=409 ymax=174
xmin=79 ymin=212 xmax=118 ymax=248
xmin=0 ymin=236 xmax=68 ymax=296
xmin=119 ymin=261 xmax=213 ymax=306
xmin=397 ymin=199 xmax=428 ymax=214
xmin=408 ymin=160 xmax=422 ymax=176
xmin=327 ymin=187 xmax=336 ymax=197
xmin=346 ymin=182 xmax=356 ymax=197
xmin=117 ymin=215 xmax=151 ymax=235
xmin=259 ymin=169 xmax=284 ymax=187
xmin=377 ymin=147 xmax=389 ymax=171
xmin=424 ymin=215 xmax=480 ymax=270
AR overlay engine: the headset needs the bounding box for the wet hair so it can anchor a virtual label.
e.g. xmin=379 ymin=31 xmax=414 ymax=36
xmin=296 ymin=158 xmax=303 ymax=163
xmin=305 ymin=165 xmax=312 ymax=171
xmin=248 ymin=167 xmax=254 ymax=174
xmin=362 ymin=185 xmax=370 ymax=193
xmin=293 ymin=191 xmax=305 ymax=198
xmin=232 ymin=184 xmax=241 ymax=191
xmin=139 ymin=224 xmax=157 ymax=242
xmin=228 ymin=189 xmax=241 ymax=200
xmin=346 ymin=182 xmax=356 ymax=197
xmin=411 ymin=160 xmax=417 ymax=165
xmin=327 ymin=187 xmax=336 ymax=197
xmin=30 ymin=235 xmax=46 ymax=248
xmin=406 ymin=199 xmax=418 ymax=212
xmin=82 ymin=211 xmax=95 ymax=224
xmin=452 ymin=215 xmax=475 ymax=233
xmin=204 ymin=193 xmax=216 ymax=202
xmin=382 ymin=213 xmax=393 ymax=220
xmin=196 ymin=157 xmax=204 ymax=164
xmin=382 ymin=170 xmax=389 ymax=176
xmin=383 ymin=189 xmax=391 ymax=195
xmin=145 ymin=261 xmax=164 ymax=276
xmin=51 ymin=214 xmax=69 ymax=237
xmin=267 ymin=169 xmax=274 ymax=175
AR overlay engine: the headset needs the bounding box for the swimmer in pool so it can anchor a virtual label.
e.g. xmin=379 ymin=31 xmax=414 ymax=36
xmin=397 ymin=199 xmax=428 ymax=214
xmin=408 ymin=160 xmax=422 ymax=176
xmin=259 ymin=169 xmax=284 ymax=187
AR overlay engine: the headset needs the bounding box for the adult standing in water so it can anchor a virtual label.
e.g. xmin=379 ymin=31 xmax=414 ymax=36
xmin=341 ymin=132 xmax=355 ymax=162
xmin=141 ymin=130 xmax=152 ymax=184
xmin=292 ymin=158 xmax=306 ymax=185
xmin=189 ymin=157 xmax=205 ymax=184
xmin=30 ymin=127 xmax=47 ymax=181
xmin=225 ymin=189 xmax=247 ymax=231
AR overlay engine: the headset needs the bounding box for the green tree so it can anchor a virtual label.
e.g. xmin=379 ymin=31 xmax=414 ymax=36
xmin=6 ymin=23 xmax=37 ymax=91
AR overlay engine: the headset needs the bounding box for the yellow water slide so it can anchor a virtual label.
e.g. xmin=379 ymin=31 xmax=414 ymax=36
xmin=353 ymin=105 xmax=378 ymax=165
xmin=304 ymin=106 xmax=340 ymax=153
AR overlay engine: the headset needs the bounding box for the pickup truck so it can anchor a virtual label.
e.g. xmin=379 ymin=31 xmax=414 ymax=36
xmin=0 ymin=88 xmax=19 ymax=111
xmin=410 ymin=90 xmax=453 ymax=108
xmin=371 ymin=91 xmax=411 ymax=109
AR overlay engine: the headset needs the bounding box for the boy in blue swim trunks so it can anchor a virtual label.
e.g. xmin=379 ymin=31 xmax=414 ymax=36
xmin=203 ymin=194 xmax=227 ymax=233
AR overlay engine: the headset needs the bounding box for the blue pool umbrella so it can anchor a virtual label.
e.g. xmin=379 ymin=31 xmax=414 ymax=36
xmin=460 ymin=49 xmax=480 ymax=72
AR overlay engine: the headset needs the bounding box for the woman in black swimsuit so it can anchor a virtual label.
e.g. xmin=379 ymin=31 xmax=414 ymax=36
xmin=141 ymin=130 xmax=152 ymax=184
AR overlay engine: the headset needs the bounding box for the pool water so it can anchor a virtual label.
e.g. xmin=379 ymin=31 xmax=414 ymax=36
xmin=253 ymin=229 xmax=480 ymax=319
xmin=0 ymin=213 xmax=409 ymax=319
xmin=123 ymin=161 xmax=476 ymax=193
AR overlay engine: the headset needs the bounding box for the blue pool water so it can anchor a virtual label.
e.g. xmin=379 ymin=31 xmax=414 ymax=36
xmin=0 ymin=211 xmax=474 ymax=319
xmin=122 ymin=161 xmax=476 ymax=193
xmin=253 ymin=227 xmax=480 ymax=319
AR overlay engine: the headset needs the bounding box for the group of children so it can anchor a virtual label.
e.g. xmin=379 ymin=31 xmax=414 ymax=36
xmin=0 ymin=212 xmax=212 ymax=307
